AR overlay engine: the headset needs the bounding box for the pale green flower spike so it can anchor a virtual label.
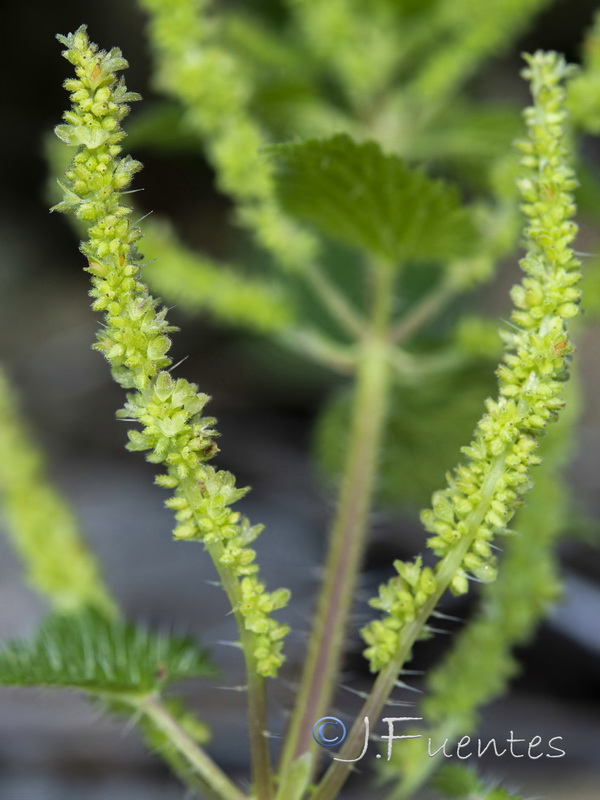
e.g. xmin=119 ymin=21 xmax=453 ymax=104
xmin=362 ymin=51 xmax=582 ymax=673
xmin=138 ymin=0 xmax=317 ymax=271
xmin=567 ymin=9 xmax=600 ymax=134
xmin=0 ymin=369 xmax=115 ymax=615
xmin=408 ymin=0 xmax=554 ymax=104
xmin=284 ymin=0 xmax=400 ymax=106
xmin=52 ymin=25 xmax=289 ymax=678
xmin=45 ymin=137 xmax=295 ymax=336
xmin=382 ymin=379 xmax=579 ymax=798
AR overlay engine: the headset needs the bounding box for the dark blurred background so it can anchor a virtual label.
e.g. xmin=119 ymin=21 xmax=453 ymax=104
xmin=1 ymin=0 xmax=600 ymax=798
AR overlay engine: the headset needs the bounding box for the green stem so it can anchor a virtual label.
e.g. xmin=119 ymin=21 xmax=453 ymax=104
xmin=207 ymin=542 xmax=274 ymax=800
xmin=278 ymin=328 xmax=357 ymax=374
xmin=274 ymin=753 xmax=312 ymax=800
xmin=243 ymin=654 xmax=272 ymax=800
xmin=279 ymin=264 xmax=394 ymax=774
xmin=140 ymin=695 xmax=247 ymax=800
xmin=389 ymin=348 xmax=466 ymax=384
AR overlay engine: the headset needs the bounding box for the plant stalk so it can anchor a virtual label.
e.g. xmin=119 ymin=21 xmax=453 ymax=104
xmin=180 ymin=479 xmax=274 ymax=800
xmin=278 ymin=328 xmax=357 ymax=374
xmin=140 ymin=695 xmax=247 ymax=800
xmin=280 ymin=264 xmax=394 ymax=774
xmin=207 ymin=540 xmax=275 ymax=800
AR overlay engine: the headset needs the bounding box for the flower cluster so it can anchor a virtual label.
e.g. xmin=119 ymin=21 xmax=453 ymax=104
xmin=384 ymin=396 xmax=576 ymax=793
xmin=0 ymin=370 xmax=115 ymax=615
xmin=363 ymin=558 xmax=437 ymax=672
xmin=139 ymin=0 xmax=316 ymax=271
xmin=52 ymin=26 xmax=289 ymax=677
xmin=362 ymin=51 xmax=581 ymax=672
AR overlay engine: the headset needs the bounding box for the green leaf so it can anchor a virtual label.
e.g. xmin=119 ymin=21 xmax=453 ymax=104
xmin=266 ymin=134 xmax=477 ymax=266
xmin=0 ymin=608 xmax=216 ymax=696
xmin=315 ymin=363 xmax=496 ymax=509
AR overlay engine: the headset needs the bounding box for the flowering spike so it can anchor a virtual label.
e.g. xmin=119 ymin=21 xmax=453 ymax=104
xmin=52 ymin=25 xmax=289 ymax=678
xmin=362 ymin=51 xmax=582 ymax=672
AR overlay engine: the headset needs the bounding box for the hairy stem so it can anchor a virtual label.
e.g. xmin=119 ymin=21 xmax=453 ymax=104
xmin=210 ymin=551 xmax=273 ymax=800
xmin=140 ymin=695 xmax=247 ymax=800
xmin=311 ymin=547 xmax=486 ymax=798
xmin=280 ymin=263 xmax=394 ymax=773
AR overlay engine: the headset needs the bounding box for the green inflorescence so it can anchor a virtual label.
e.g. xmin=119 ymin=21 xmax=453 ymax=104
xmin=362 ymin=51 xmax=582 ymax=673
xmin=45 ymin=136 xmax=296 ymax=336
xmin=52 ymin=25 xmax=289 ymax=678
xmin=138 ymin=0 xmax=317 ymax=272
xmin=0 ymin=369 xmax=116 ymax=616
xmin=408 ymin=0 xmax=555 ymax=104
xmin=380 ymin=380 xmax=578 ymax=797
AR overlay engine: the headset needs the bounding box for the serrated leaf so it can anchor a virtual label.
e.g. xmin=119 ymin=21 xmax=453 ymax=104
xmin=315 ymin=364 xmax=496 ymax=509
xmin=266 ymin=134 xmax=477 ymax=266
xmin=0 ymin=608 xmax=215 ymax=696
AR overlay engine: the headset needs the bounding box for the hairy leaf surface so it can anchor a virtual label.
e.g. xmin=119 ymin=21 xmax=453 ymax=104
xmin=266 ymin=134 xmax=477 ymax=265
xmin=0 ymin=609 xmax=215 ymax=695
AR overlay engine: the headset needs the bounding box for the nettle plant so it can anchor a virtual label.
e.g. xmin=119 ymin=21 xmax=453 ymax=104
xmin=2 ymin=2 xmax=600 ymax=799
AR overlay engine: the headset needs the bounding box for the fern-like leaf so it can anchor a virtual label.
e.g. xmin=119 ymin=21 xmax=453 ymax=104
xmin=0 ymin=608 xmax=215 ymax=696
